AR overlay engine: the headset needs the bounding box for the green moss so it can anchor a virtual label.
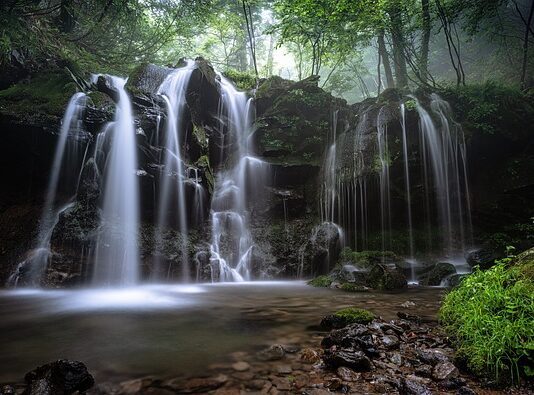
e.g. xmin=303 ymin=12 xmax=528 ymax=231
xmin=340 ymin=283 xmax=368 ymax=292
xmin=441 ymin=82 xmax=534 ymax=139
xmin=223 ymin=69 xmax=256 ymax=91
xmin=339 ymin=248 xmax=399 ymax=268
xmin=334 ymin=307 xmax=375 ymax=324
xmin=0 ymin=70 xmax=77 ymax=123
xmin=308 ymin=275 xmax=332 ymax=287
xmin=440 ymin=248 xmax=534 ymax=382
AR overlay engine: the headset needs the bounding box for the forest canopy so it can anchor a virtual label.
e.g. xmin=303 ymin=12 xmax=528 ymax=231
xmin=1 ymin=0 xmax=533 ymax=102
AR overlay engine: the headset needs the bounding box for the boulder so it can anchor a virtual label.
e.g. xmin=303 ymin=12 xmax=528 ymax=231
xmin=23 ymin=360 xmax=94 ymax=395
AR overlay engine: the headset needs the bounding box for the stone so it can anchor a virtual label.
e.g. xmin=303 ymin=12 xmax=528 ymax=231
xmin=257 ymin=345 xmax=285 ymax=361
xmin=432 ymin=362 xmax=458 ymax=381
xmin=247 ymin=380 xmax=268 ymax=390
xmin=271 ymin=377 xmax=291 ymax=391
xmin=275 ymin=365 xmax=292 ymax=374
xmin=162 ymin=375 xmax=228 ymax=393
xmin=119 ymin=377 xmax=155 ymax=394
xmin=231 ymin=361 xmax=250 ymax=372
xmin=416 ymin=349 xmax=449 ymax=365
xmin=400 ymin=378 xmax=433 ymax=395
xmin=1 ymin=385 xmax=15 ymax=394
xmin=24 ymin=360 xmax=94 ymax=395
xmin=457 ymin=386 xmax=477 ymax=395
xmin=300 ymin=348 xmax=321 ymax=363
xmin=389 ymin=352 xmax=402 ymax=366
xmin=336 ymin=366 xmax=361 ymax=382
xmin=381 ymin=335 xmax=400 ymax=349
xmin=415 ymin=364 xmax=433 ymax=378
xmin=323 ymin=348 xmax=373 ymax=371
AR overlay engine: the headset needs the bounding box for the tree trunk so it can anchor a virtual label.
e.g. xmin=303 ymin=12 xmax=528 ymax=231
xmin=388 ymin=6 xmax=409 ymax=88
xmin=520 ymin=0 xmax=534 ymax=90
xmin=378 ymin=31 xmax=395 ymax=88
xmin=266 ymin=33 xmax=275 ymax=76
xmin=419 ymin=0 xmax=431 ymax=84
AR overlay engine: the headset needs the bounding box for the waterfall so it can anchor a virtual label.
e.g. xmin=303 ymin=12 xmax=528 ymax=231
xmin=319 ymin=94 xmax=472 ymax=273
xmin=93 ymin=76 xmax=140 ymax=286
xmin=8 ymin=93 xmax=87 ymax=286
xmin=154 ymin=60 xmax=196 ymax=281
xmin=411 ymin=94 xmax=472 ymax=258
xmin=209 ymin=75 xmax=269 ymax=282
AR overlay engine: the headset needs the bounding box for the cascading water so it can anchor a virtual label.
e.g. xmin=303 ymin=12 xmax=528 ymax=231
xmin=92 ymin=76 xmax=140 ymax=286
xmin=411 ymin=94 xmax=472 ymax=261
xmin=154 ymin=61 xmax=196 ymax=281
xmin=8 ymin=93 xmax=87 ymax=286
xmin=209 ymin=75 xmax=269 ymax=282
xmin=320 ymin=94 xmax=472 ymax=278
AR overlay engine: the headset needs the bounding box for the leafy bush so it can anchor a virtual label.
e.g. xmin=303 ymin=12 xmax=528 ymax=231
xmin=334 ymin=307 xmax=375 ymax=324
xmin=442 ymin=82 xmax=534 ymax=139
xmin=440 ymin=252 xmax=534 ymax=382
xmin=307 ymin=275 xmax=332 ymax=287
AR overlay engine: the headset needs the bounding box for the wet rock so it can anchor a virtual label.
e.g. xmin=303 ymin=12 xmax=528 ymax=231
xmin=1 ymin=385 xmax=16 ymax=394
xmin=300 ymin=348 xmax=321 ymax=364
xmin=419 ymin=262 xmax=456 ymax=286
xmin=321 ymin=323 xmax=370 ymax=349
xmin=119 ymin=377 xmax=156 ymax=394
xmin=438 ymin=377 xmax=466 ymax=390
xmin=323 ymin=348 xmax=372 ymax=371
xmin=457 ymin=385 xmax=477 ymax=395
xmin=257 ymin=345 xmax=285 ymax=361
xmin=162 ymin=375 xmax=228 ymax=393
xmin=270 ymin=376 xmax=291 ymax=391
xmin=320 ymin=314 xmax=347 ymax=329
xmin=415 ymin=364 xmax=433 ymax=378
xmin=275 ymin=365 xmax=292 ymax=374
xmin=432 ymin=361 xmax=458 ymax=381
xmin=231 ymin=361 xmax=250 ymax=372
xmin=23 ymin=360 xmax=94 ymax=395
xmin=466 ymin=247 xmax=502 ymax=270
xmin=416 ymin=349 xmax=449 ymax=366
xmin=389 ymin=352 xmax=403 ymax=366
xmin=381 ymin=335 xmax=400 ymax=350
xmin=400 ymin=377 xmax=433 ymax=395
xmin=336 ymin=366 xmax=361 ymax=382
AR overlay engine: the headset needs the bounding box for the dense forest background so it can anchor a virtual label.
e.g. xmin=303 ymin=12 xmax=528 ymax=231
xmin=1 ymin=0 xmax=533 ymax=103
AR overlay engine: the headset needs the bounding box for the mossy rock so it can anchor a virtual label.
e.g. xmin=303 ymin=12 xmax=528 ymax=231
xmin=0 ymin=69 xmax=77 ymax=126
xmin=223 ymin=69 xmax=256 ymax=91
xmin=320 ymin=307 xmax=375 ymax=329
xmin=368 ymin=264 xmax=408 ymax=290
xmin=308 ymin=275 xmax=332 ymax=287
xmin=419 ymin=262 xmax=457 ymax=286
xmin=340 ymin=283 xmax=369 ymax=292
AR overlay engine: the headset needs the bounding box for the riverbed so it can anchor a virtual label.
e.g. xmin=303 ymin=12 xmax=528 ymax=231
xmin=0 ymin=282 xmax=444 ymax=384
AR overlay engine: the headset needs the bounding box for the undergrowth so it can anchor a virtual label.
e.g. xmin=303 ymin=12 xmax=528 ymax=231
xmin=440 ymin=250 xmax=534 ymax=383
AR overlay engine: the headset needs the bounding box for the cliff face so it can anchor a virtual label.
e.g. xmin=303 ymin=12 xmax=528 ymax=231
xmin=0 ymin=59 xmax=533 ymax=286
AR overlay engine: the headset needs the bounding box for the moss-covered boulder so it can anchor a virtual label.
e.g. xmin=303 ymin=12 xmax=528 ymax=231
xmin=0 ymin=69 xmax=77 ymax=128
xmin=321 ymin=307 xmax=375 ymax=329
xmin=419 ymin=262 xmax=457 ymax=286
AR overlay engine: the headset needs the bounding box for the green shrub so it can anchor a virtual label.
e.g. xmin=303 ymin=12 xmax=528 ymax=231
xmin=334 ymin=307 xmax=375 ymax=324
xmin=440 ymin=254 xmax=534 ymax=382
xmin=307 ymin=275 xmax=332 ymax=287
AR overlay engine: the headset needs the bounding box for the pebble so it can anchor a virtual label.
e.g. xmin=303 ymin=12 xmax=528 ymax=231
xmin=231 ymin=361 xmax=250 ymax=372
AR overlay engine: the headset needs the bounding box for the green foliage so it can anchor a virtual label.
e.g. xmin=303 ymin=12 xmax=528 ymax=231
xmin=440 ymin=252 xmax=534 ymax=382
xmin=334 ymin=307 xmax=375 ymax=324
xmin=308 ymin=275 xmax=332 ymax=287
xmin=442 ymin=82 xmax=534 ymax=138
xmin=223 ymin=69 xmax=257 ymax=91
